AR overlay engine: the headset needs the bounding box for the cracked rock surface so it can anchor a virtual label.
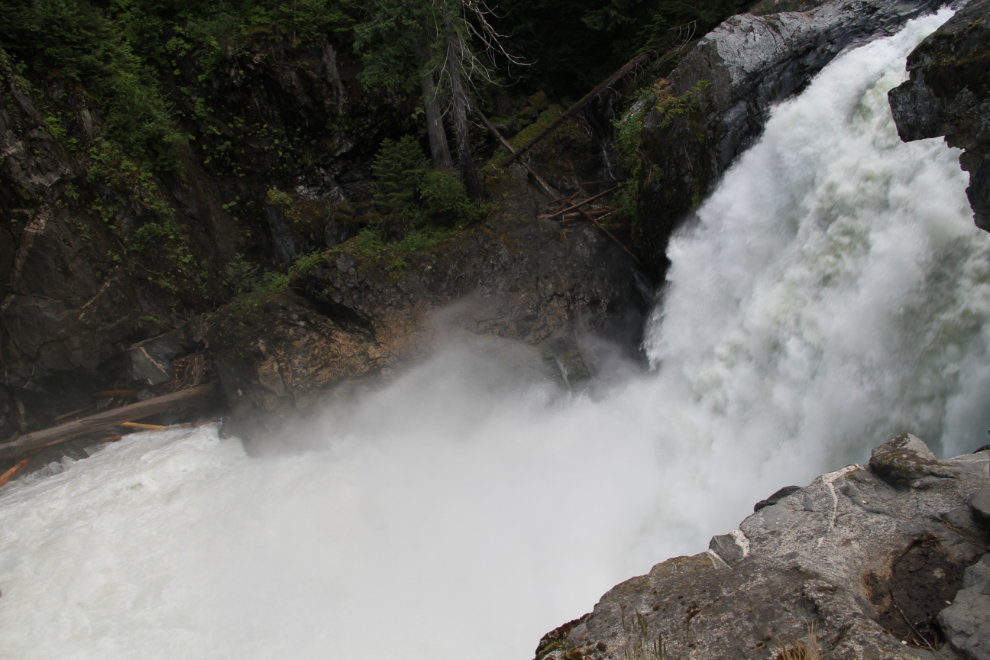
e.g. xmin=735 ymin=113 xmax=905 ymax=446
xmin=535 ymin=436 xmax=990 ymax=660
xmin=210 ymin=169 xmax=648 ymax=453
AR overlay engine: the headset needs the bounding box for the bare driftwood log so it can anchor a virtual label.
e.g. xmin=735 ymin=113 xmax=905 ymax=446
xmin=0 ymin=458 xmax=30 ymax=488
xmin=0 ymin=382 xmax=219 ymax=461
xmin=499 ymin=50 xmax=652 ymax=167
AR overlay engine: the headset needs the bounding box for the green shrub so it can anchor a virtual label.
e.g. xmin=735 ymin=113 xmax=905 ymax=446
xmin=392 ymin=227 xmax=450 ymax=252
xmin=266 ymin=189 xmax=294 ymax=208
xmin=352 ymin=227 xmax=385 ymax=256
xmin=226 ymin=253 xmax=261 ymax=295
xmin=419 ymin=169 xmax=482 ymax=228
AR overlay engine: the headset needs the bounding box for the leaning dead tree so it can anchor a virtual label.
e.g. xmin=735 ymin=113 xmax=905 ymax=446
xmin=500 ymin=50 xmax=653 ymax=167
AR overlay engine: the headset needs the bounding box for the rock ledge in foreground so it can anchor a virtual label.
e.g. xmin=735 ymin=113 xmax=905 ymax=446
xmin=536 ymin=436 xmax=990 ymax=660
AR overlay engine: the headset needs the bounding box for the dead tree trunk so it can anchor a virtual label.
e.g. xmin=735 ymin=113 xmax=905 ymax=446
xmin=442 ymin=2 xmax=482 ymax=200
xmin=500 ymin=50 xmax=652 ymax=167
xmin=415 ymin=38 xmax=454 ymax=170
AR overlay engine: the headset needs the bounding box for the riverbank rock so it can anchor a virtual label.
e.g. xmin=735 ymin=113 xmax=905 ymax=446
xmin=888 ymin=0 xmax=990 ymax=231
xmin=534 ymin=437 xmax=990 ymax=660
xmin=632 ymin=0 xmax=947 ymax=269
xmin=211 ymin=168 xmax=648 ymax=453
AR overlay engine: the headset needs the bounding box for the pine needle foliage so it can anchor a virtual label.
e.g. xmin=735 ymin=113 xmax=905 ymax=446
xmin=372 ymin=136 xmax=484 ymax=228
xmin=372 ymin=135 xmax=429 ymax=216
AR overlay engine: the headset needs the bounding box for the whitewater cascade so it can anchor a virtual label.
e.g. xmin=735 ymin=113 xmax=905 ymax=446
xmin=1 ymin=9 xmax=988 ymax=660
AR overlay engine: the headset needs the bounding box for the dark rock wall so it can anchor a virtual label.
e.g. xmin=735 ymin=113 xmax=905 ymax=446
xmin=889 ymin=0 xmax=990 ymax=231
xmin=211 ymin=167 xmax=648 ymax=453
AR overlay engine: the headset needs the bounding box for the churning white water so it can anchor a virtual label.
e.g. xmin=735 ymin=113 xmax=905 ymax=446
xmin=2 ymin=9 xmax=989 ymax=659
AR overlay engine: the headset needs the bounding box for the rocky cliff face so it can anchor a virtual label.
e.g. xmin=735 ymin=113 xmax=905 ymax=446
xmin=888 ymin=0 xmax=990 ymax=231
xmin=0 ymin=53 xmax=233 ymax=437
xmin=0 ymin=33 xmax=402 ymax=438
xmin=211 ymin=167 xmax=648 ymax=453
xmin=535 ymin=436 xmax=990 ymax=660
xmin=630 ymin=0 xmax=947 ymax=269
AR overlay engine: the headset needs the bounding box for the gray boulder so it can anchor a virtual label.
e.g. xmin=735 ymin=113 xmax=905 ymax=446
xmin=938 ymin=554 xmax=990 ymax=660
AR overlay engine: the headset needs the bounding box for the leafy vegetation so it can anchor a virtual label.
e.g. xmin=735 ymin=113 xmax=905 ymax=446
xmin=372 ymin=136 xmax=429 ymax=215
xmin=0 ymin=0 xmax=745 ymax=315
xmin=0 ymin=0 xmax=185 ymax=167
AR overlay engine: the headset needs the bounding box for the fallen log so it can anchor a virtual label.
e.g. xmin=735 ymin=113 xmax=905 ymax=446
xmin=54 ymin=408 xmax=84 ymax=421
xmin=468 ymin=99 xmax=560 ymax=199
xmin=542 ymin=187 xmax=618 ymax=219
xmin=0 ymin=457 xmax=31 ymax=488
xmin=499 ymin=50 xmax=652 ymax=167
xmin=0 ymin=382 xmax=219 ymax=461
xmin=121 ymin=422 xmax=169 ymax=431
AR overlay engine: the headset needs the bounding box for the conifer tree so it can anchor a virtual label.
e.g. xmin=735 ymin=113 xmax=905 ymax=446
xmin=355 ymin=0 xmax=521 ymax=200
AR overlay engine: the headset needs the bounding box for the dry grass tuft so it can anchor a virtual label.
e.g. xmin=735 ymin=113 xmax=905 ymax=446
xmin=775 ymin=624 xmax=821 ymax=660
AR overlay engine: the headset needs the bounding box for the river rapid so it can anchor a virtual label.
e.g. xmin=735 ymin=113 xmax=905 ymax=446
xmin=2 ymin=9 xmax=988 ymax=660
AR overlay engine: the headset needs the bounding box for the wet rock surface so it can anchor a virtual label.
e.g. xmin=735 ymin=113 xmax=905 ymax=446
xmin=888 ymin=0 xmax=990 ymax=231
xmin=209 ymin=289 xmax=381 ymax=454
xmin=0 ymin=55 xmax=232 ymax=433
xmin=534 ymin=436 xmax=990 ymax=660
xmin=633 ymin=0 xmax=947 ymax=269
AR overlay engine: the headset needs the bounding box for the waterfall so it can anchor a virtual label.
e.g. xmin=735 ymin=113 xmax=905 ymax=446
xmin=1 ymin=8 xmax=987 ymax=660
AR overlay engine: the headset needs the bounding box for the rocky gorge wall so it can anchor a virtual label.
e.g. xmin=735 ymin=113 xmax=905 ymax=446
xmin=0 ymin=31 xmax=394 ymax=438
xmin=0 ymin=7 xmax=651 ymax=456
xmin=889 ymin=0 xmax=990 ymax=231
xmin=211 ymin=165 xmax=647 ymax=454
